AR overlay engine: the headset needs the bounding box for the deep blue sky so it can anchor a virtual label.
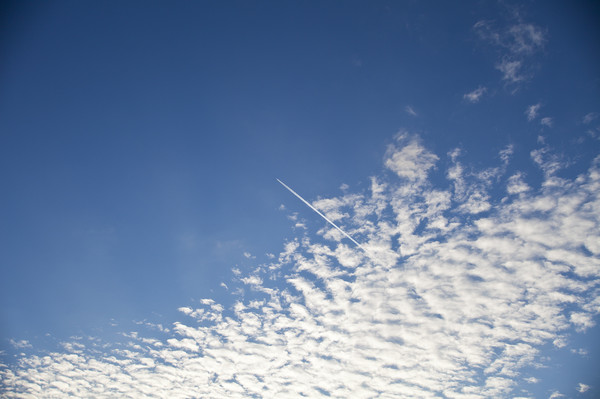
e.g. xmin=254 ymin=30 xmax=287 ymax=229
xmin=1 ymin=1 xmax=600 ymax=397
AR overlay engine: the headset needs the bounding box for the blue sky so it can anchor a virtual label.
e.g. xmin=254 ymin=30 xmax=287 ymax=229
xmin=1 ymin=1 xmax=599 ymax=397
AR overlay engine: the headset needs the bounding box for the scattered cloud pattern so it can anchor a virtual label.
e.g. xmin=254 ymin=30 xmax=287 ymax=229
xmin=1 ymin=134 xmax=599 ymax=398
xmin=7 ymin=340 xmax=32 ymax=350
xmin=474 ymin=18 xmax=545 ymax=85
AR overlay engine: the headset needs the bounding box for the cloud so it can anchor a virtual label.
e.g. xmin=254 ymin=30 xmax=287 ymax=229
xmin=507 ymin=172 xmax=530 ymax=195
xmin=526 ymin=103 xmax=541 ymax=121
xmin=570 ymin=312 xmax=595 ymax=332
xmin=583 ymin=112 xmax=598 ymax=124
xmin=464 ymin=86 xmax=487 ymax=103
xmin=474 ymin=21 xmax=545 ymax=55
xmin=384 ymin=131 xmax=438 ymax=183
xmin=499 ymin=144 xmax=514 ymax=164
xmin=8 ymin=339 xmax=32 ymax=349
xmin=530 ymin=146 xmax=566 ymax=176
xmin=577 ymin=383 xmax=590 ymax=393
xmin=587 ymin=127 xmax=600 ymax=140
xmin=2 ymin=135 xmax=600 ymax=398
xmin=496 ymin=59 xmax=524 ymax=83
xmin=474 ymin=18 xmax=545 ymax=86
xmin=405 ymin=105 xmax=418 ymax=116
xmin=507 ymin=24 xmax=545 ymax=54
xmin=540 ymin=117 xmax=553 ymax=127
xmin=570 ymin=348 xmax=588 ymax=356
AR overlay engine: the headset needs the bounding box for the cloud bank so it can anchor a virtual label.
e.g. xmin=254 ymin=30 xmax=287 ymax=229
xmin=2 ymin=134 xmax=599 ymax=398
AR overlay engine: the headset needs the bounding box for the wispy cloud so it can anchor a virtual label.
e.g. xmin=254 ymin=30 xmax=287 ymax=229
xmin=587 ymin=127 xmax=600 ymax=140
xmin=474 ymin=17 xmax=545 ymax=86
xmin=405 ymin=105 xmax=418 ymax=116
xmin=8 ymin=339 xmax=32 ymax=349
xmin=496 ymin=58 xmax=524 ymax=83
xmin=2 ymin=135 xmax=599 ymax=398
xmin=583 ymin=112 xmax=598 ymax=124
xmin=464 ymin=86 xmax=487 ymax=103
xmin=507 ymin=24 xmax=545 ymax=54
xmin=530 ymin=146 xmax=566 ymax=176
xmin=507 ymin=172 xmax=530 ymax=195
xmin=577 ymin=383 xmax=590 ymax=393
xmin=540 ymin=117 xmax=553 ymax=127
xmin=526 ymin=103 xmax=541 ymax=121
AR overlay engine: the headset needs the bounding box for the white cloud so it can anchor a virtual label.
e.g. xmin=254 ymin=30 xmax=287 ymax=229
xmin=2 ymin=136 xmax=600 ymax=398
xmin=587 ymin=127 xmax=600 ymax=140
xmin=9 ymin=339 xmax=32 ymax=349
xmin=473 ymin=20 xmax=502 ymax=50
xmin=540 ymin=117 xmax=553 ymax=127
xmin=384 ymin=131 xmax=438 ymax=183
xmin=553 ymin=336 xmax=568 ymax=348
xmin=507 ymin=172 xmax=531 ymax=195
xmin=464 ymin=86 xmax=487 ymax=103
xmin=474 ymin=20 xmax=545 ymax=56
xmin=570 ymin=348 xmax=588 ymax=356
xmin=526 ymin=103 xmax=541 ymax=121
xmin=499 ymin=144 xmax=514 ymax=164
xmin=570 ymin=312 xmax=595 ymax=332
xmin=240 ymin=275 xmax=262 ymax=286
xmin=405 ymin=105 xmax=418 ymax=116
xmin=530 ymin=146 xmax=566 ymax=176
xmin=583 ymin=112 xmax=598 ymax=124
xmin=507 ymin=24 xmax=545 ymax=54
xmin=497 ymin=59 xmax=524 ymax=83
xmin=577 ymin=383 xmax=590 ymax=393
xmin=474 ymin=18 xmax=545 ymax=86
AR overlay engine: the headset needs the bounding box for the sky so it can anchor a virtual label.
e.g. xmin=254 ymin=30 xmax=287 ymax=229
xmin=1 ymin=1 xmax=599 ymax=397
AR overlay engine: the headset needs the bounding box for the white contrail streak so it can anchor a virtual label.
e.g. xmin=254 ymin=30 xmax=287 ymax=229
xmin=277 ymin=178 xmax=366 ymax=251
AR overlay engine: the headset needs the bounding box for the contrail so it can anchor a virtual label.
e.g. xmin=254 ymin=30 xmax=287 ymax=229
xmin=277 ymin=178 xmax=366 ymax=251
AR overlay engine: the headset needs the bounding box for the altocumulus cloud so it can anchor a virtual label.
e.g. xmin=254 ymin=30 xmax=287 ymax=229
xmin=1 ymin=134 xmax=599 ymax=398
